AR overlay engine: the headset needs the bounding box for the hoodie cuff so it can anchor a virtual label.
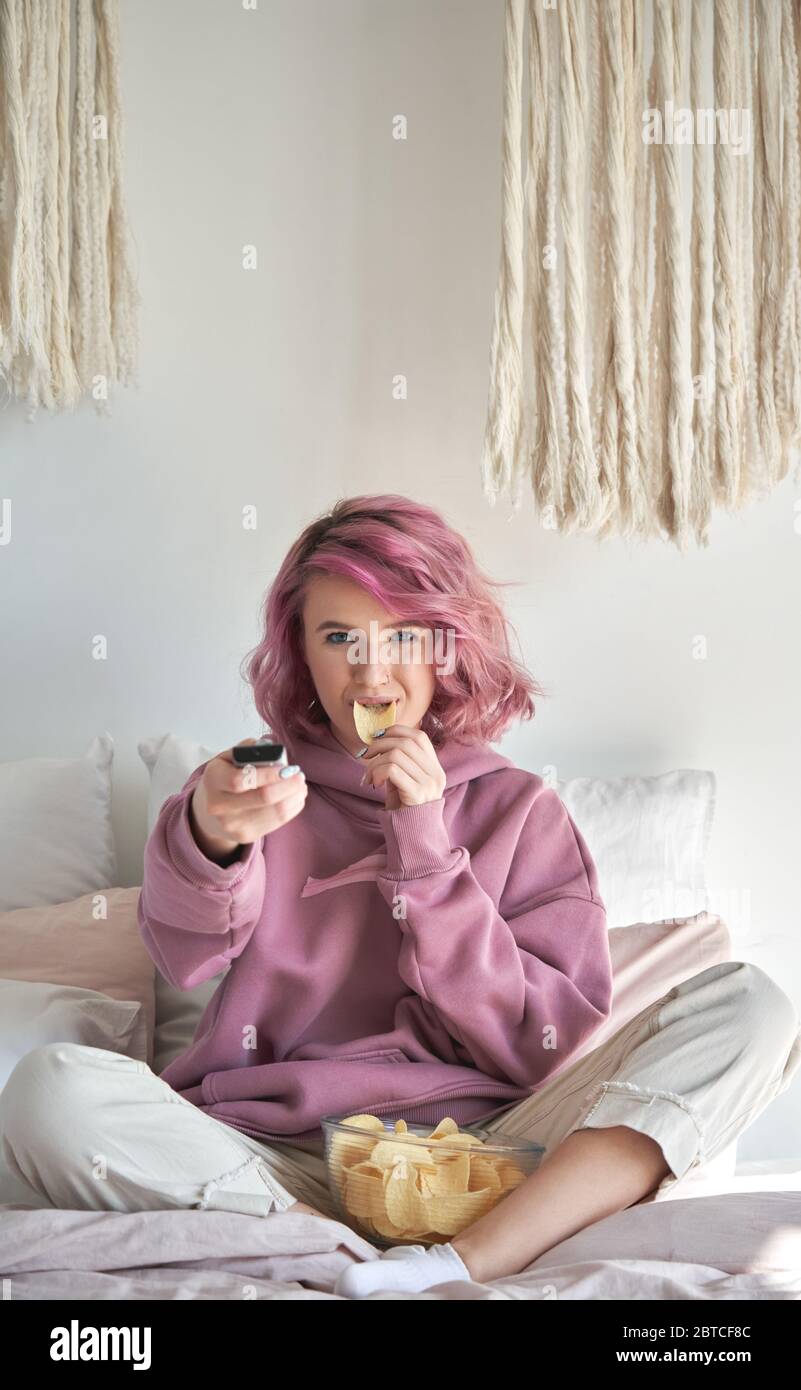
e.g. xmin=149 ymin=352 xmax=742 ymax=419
xmin=167 ymin=789 xmax=260 ymax=888
xmin=378 ymin=800 xmax=459 ymax=879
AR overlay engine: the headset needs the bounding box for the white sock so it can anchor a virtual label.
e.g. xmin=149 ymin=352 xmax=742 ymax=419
xmin=334 ymin=1240 xmax=472 ymax=1299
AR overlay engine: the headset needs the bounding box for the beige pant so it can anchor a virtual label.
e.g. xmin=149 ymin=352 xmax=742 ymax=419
xmin=1 ymin=961 xmax=799 ymax=1223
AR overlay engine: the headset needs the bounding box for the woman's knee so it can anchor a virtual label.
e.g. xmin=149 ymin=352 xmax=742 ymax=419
xmin=727 ymin=962 xmax=799 ymax=1058
xmin=0 ymin=1042 xmax=137 ymax=1153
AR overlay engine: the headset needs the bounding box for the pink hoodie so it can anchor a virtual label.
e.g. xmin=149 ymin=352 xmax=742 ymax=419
xmin=137 ymin=721 xmax=613 ymax=1150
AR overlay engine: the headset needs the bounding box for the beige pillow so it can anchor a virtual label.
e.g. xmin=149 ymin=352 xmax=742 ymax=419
xmin=571 ymin=910 xmax=733 ymax=1068
xmin=0 ymin=887 xmax=156 ymax=1067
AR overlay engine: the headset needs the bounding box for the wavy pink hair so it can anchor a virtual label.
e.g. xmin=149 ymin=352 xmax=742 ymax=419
xmin=240 ymin=494 xmax=546 ymax=747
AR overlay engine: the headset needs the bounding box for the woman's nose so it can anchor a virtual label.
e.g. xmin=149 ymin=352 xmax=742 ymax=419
xmin=353 ymin=659 xmax=392 ymax=679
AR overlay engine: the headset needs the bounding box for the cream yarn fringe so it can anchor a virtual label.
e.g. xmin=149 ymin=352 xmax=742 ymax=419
xmin=482 ymin=0 xmax=801 ymax=550
xmin=0 ymin=0 xmax=139 ymax=419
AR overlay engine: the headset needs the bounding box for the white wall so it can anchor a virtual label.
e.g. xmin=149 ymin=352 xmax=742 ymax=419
xmin=2 ymin=0 xmax=799 ymax=1162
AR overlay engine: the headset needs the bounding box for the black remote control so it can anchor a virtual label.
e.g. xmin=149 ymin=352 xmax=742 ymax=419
xmin=231 ymin=740 xmax=287 ymax=767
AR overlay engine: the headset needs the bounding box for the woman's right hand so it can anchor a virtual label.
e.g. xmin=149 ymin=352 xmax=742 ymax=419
xmin=189 ymin=738 xmax=307 ymax=862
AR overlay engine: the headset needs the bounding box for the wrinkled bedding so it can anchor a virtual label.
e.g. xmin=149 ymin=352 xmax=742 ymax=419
xmin=2 ymin=1172 xmax=800 ymax=1300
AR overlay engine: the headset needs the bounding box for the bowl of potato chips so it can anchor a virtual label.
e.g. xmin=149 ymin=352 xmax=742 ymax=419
xmin=321 ymin=1112 xmax=545 ymax=1248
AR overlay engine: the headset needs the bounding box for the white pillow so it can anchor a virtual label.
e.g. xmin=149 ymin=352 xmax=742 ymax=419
xmin=0 ymin=734 xmax=117 ymax=912
xmin=557 ymin=770 xmax=715 ymax=929
xmin=138 ymin=733 xmax=215 ymax=835
xmin=0 ymin=979 xmax=141 ymax=1094
xmin=150 ymin=971 xmax=224 ymax=1075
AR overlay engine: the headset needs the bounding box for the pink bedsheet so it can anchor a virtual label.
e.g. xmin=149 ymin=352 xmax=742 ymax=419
xmin=2 ymin=1173 xmax=799 ymax=1300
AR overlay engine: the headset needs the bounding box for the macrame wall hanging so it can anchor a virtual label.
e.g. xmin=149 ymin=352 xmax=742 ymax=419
xmin=0 ymin=0 xmax=139 ymax=420
xmin=482 ymin=0 xmax=801 ymax=550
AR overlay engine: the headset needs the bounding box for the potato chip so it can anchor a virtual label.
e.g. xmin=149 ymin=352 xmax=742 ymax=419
xmin=468 ymin=1157 xmax=503 ymax=1192
xmin=384 ymin=1162 xmax=430 ymax=1232
xmin=433 ymin=1132 xmax=485 ymax=1150
xmin=353 ymin=698 xmax=397 ymax=744
xmin=417 ymin=1166 xmax=442 ymax=1200
xmin=343 ymin=1162 xmax=386 ymax=1219
xmin=427 ymin=1117 xmax=459 ymax=1141
xmin=371 ymin=1202 xmax=416 ymax=1241
xmin=370 ymin=1137 xmax=434 ymax=1169
xmin=495 ymin=1157 xmax=528 ymax=1191
xmin=425 ymin=1187 xmax=499 ymax=1236
xmin=422 ymin=1150 xmax=471 ymax=1195
xmin=328 ymin=1114 xmax=385 ymax=1192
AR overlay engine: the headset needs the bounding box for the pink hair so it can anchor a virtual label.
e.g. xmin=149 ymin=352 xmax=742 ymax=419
xmin=240 ymin=494 xmax=546 ymax=747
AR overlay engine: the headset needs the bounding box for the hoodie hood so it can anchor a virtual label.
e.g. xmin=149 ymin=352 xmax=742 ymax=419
xmin=284 ymin=718 xmax=515 ymax=816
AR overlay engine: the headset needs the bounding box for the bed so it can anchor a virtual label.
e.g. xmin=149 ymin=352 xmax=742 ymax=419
xmin=1 ymin=732 xmax=799 ymax=1301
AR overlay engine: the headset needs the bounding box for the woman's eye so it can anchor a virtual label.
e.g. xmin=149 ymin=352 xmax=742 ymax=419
xmin=325 ymin=629 xmax=420 ymax=645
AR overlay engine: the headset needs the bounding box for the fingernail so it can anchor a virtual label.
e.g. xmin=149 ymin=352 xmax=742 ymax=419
xmin=280 ymin=764 xmax=301 ymax=778
xmin=373 ymin=730 xmax=386 ymax=739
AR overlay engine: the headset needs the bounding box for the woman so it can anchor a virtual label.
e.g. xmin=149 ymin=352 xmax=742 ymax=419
xmin=3 ymin=494 xmax=799 ymax=1298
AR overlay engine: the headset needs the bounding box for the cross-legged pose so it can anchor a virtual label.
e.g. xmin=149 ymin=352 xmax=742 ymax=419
xmin=2 ymin=495 xmax=799 ymax=1300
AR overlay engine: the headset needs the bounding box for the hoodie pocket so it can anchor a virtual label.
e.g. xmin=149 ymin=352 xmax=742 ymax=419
xmin=338 ymin=1047 xmax=409 ymax=1065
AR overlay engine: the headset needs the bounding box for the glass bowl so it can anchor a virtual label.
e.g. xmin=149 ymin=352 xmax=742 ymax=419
xmin=320 ymin=1113 xmax=545 ymax=1249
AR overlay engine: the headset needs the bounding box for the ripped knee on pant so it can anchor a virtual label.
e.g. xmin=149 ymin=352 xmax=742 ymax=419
xmin=580 ymin=1080 xmax=706 ymax=1167
xmin=583 ymin=1078 xmax=698 ymax=1114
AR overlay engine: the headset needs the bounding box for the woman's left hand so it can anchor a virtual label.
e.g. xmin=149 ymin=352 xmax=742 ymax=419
xmin=360 ymin=726 xmax=446 ymax=810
